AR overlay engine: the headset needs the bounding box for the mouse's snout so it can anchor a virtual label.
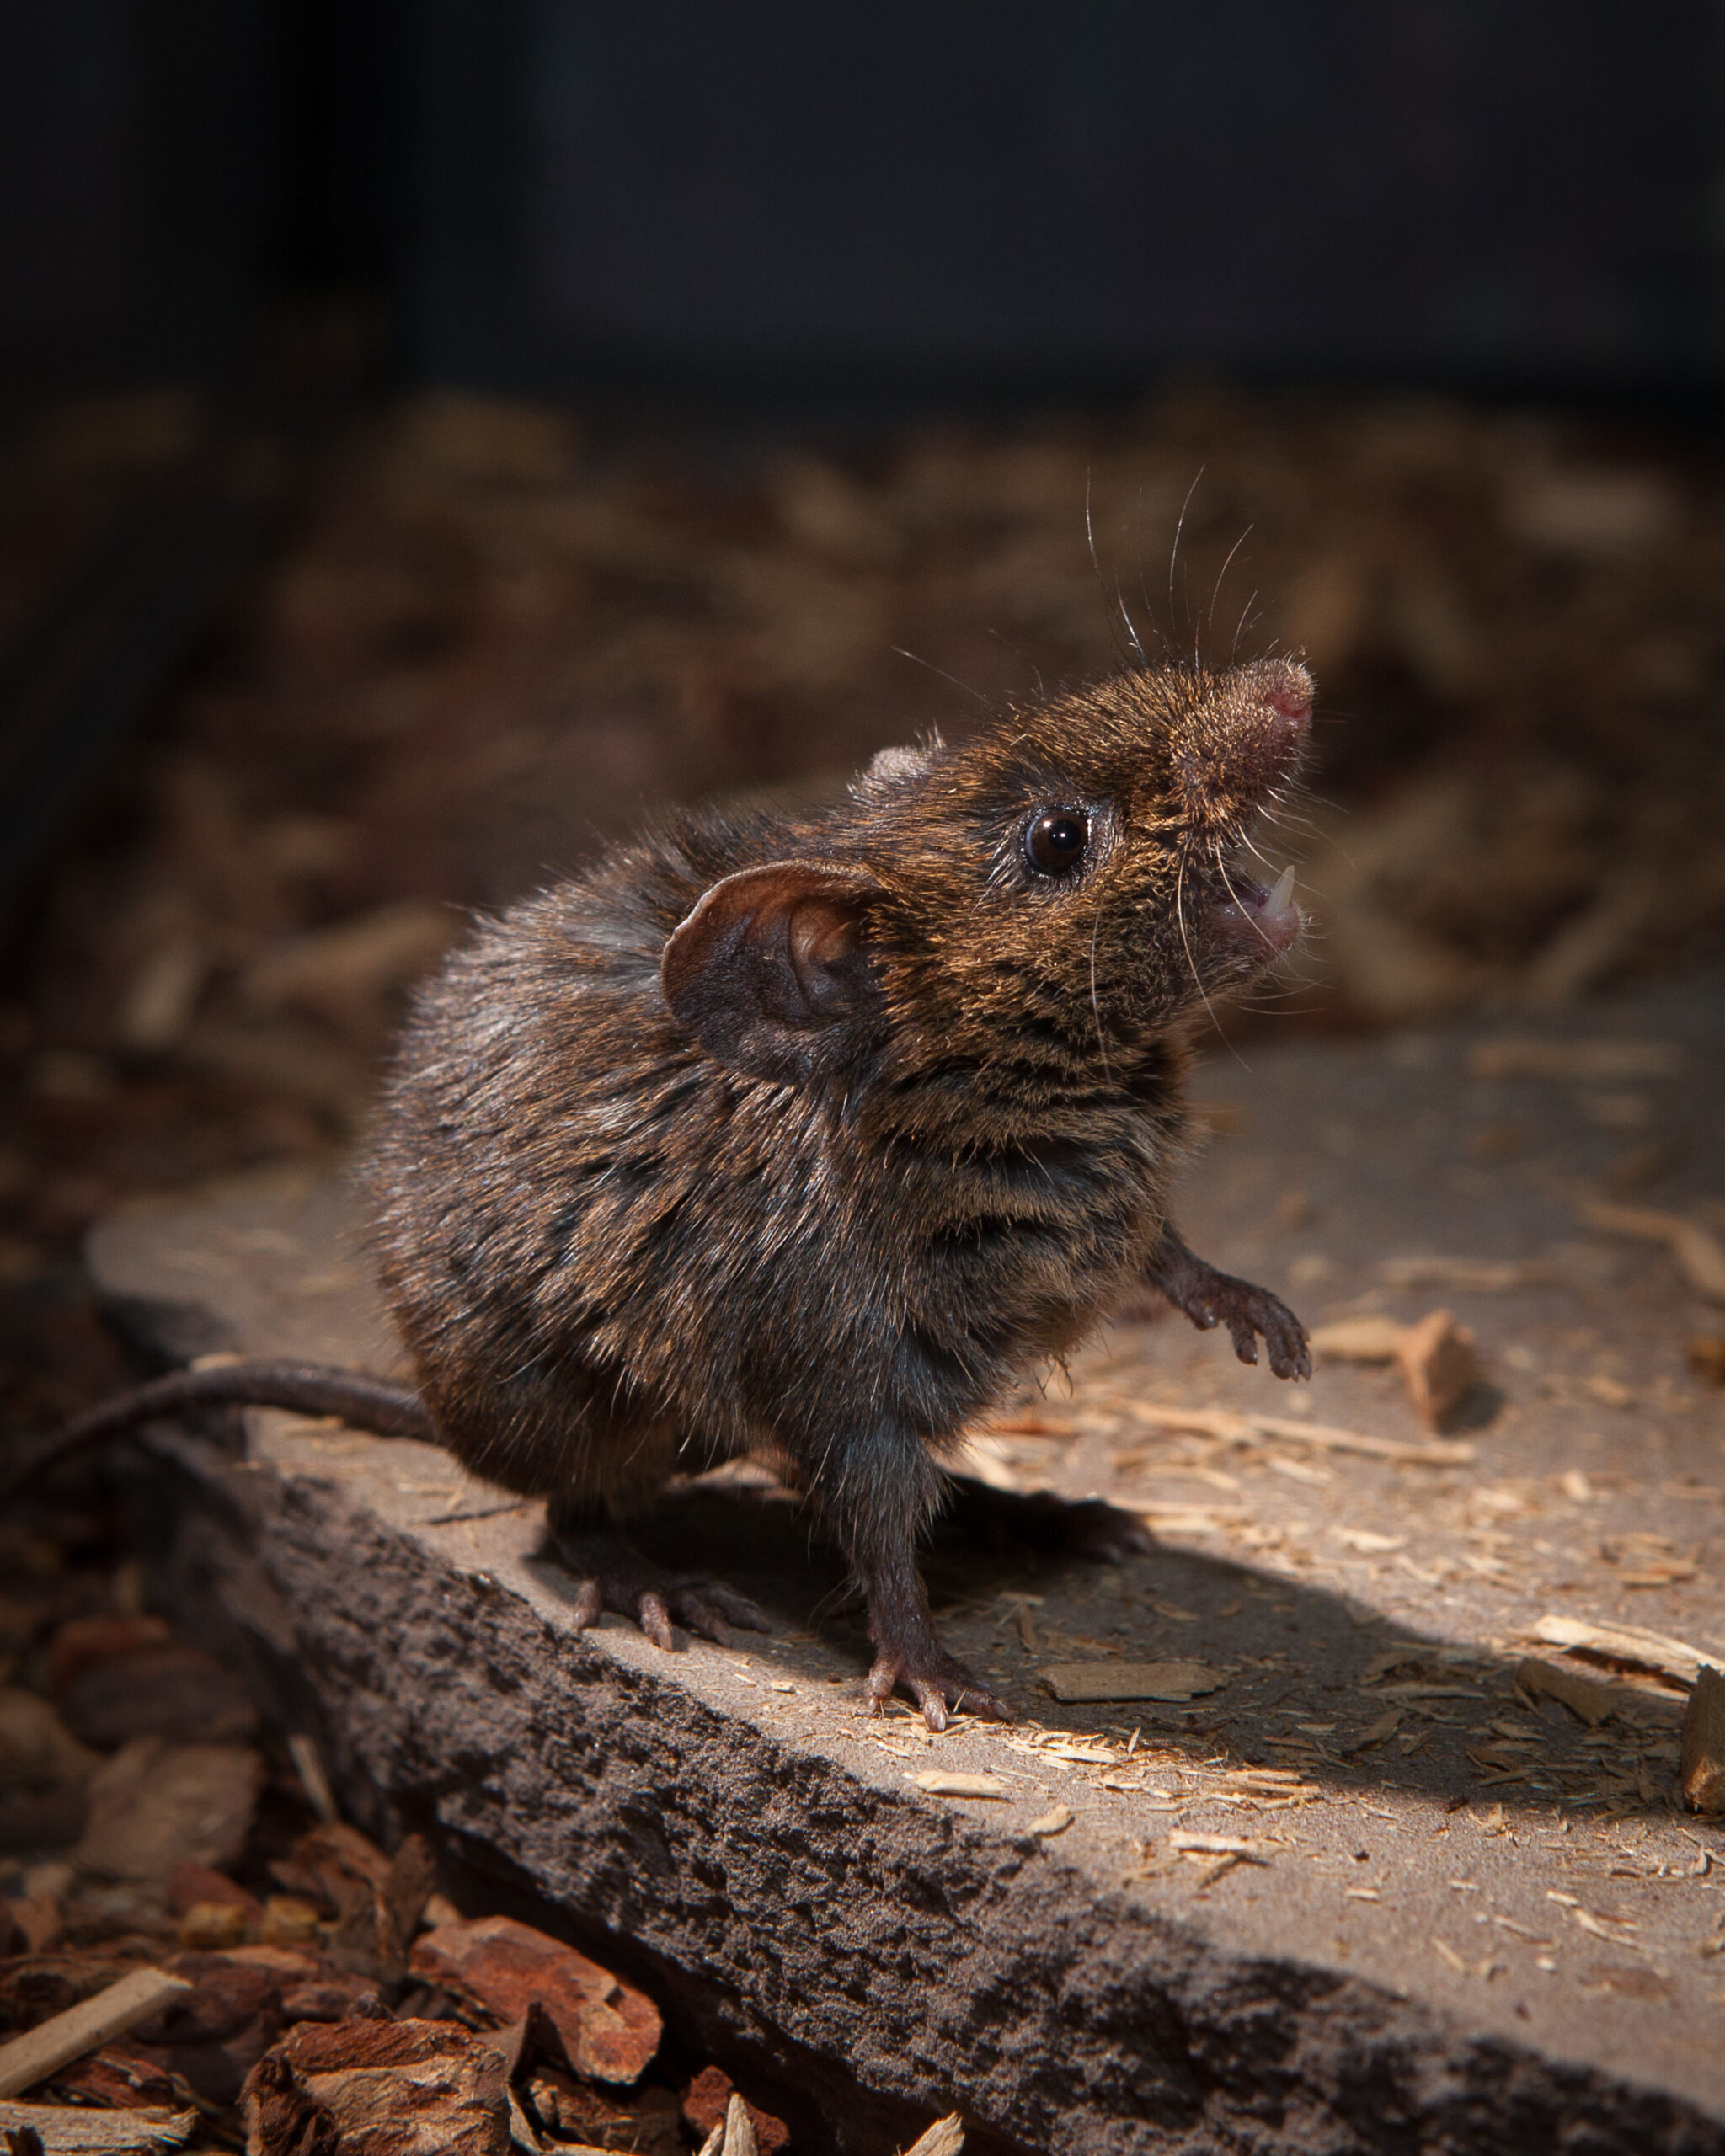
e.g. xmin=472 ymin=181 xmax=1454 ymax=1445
xmin=1181 ymin=658 xmax=1314 ymax=825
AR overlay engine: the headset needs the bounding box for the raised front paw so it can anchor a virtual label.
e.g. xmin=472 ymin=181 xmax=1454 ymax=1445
xmin=866 ymin=1640 xmax=1012 ymax=1734
xmin=1172 ymin=1268 xmax=1311 ymax=1380
xmin=553 ymin=1528 xmax=772 ymax=1649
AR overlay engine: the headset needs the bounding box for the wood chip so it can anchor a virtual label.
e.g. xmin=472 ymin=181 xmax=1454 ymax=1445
xmin=1119 ymin=1400 xmax=1474 ymax=1465
xmin=723 ymin=2092 xmax=759 ymax=2156
xmin=908 ymin=1772 xmax=1008 ymax=1800
xmin=1681 ymin=1665 xmax=1725 ymax=1815
xmin=0 ymin=1967 xmax=194 ymax=2100
xmin=1040 ymin=1661 xmax=1224 ymax=1704
xmin=900 ymin=2113 xmax=964 ymax=2156
xmin=1579 ymin=1201 xmax=1725 ymax=1303
xmin=244 ymin=2015 xmax=510 ymax=2155
xmin=1395 ymin=1310 xmax=1480 ymax=1431
xmin=1344 ymin=1710 xmax=1405 ymax=1751
xmin=1025 ymin=1805 xmax=1072 ymax=1837
xmin=0 ymin=2105 xmax=196 ymax=2154
xmin=1169 ymin=1833 xmax=1268 ymax=1860
xmin=410 ymin=1916 xmax=660 ymax=2085
xmin=1466 ymin=1037 xmax=1683 ymax=1082
xmin=1514 ymin=1657 xmax=1621 ymax=1726
xmin=1309 ymin=1315 xmax=1407 ymax=1362
xmin=1531 ymin=1614 xmax=1713 ymax=1686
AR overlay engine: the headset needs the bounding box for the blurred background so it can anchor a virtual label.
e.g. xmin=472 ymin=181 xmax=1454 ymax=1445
xmin=3 ymin=0 xmax=1725 ymax=1416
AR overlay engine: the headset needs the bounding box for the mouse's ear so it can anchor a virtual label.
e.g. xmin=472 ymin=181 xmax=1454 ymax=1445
xmin=852 ymin=734 xmax=943 ymax=796
xmin=660 ymin=860 xmax=884 ymax=1088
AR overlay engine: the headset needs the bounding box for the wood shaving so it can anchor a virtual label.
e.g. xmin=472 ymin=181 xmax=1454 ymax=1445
xmin=1381 ymin=1255 xmax=1556 ymax=1294
xmin=909 ymin=1771 xmax=1008 ymax=1800
xmin=1580 ymin=1201 xmax=1725 ymax=1304
xmin=0 ymin=1966 xmax=194 ymax=2100
xmin=1531 ymin=1614 xmax=1714 ymax=1686
xmin=1116 ymin=1399 xmax=1475 ymax=1466
xmin=1040 ymin=1660 xmax=1225 ymax=1704
xmin=1466 ymin=1038 xmax=1684 ymax=1082
xmin=1309 ymin=1315 xmax=1408 ymax=1362
xmin=1169 ymin=1832 xmax=1268 ymax=1860
xmin=1025 ymin=1804 xmax=1073 ymax=1837
xmin=1002 ymin=1732 xmax=1123 ymax=1767
xmin=900 ymin=2115 xmax=964 ymax=2156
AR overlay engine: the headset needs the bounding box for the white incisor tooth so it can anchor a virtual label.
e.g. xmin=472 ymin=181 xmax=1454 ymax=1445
xmin=1267 ymin=863 xmax=1296 ymax=916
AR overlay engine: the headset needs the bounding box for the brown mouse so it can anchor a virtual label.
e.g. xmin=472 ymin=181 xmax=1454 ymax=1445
xmin=15 ymin=655 xmax=1315 ymax=1729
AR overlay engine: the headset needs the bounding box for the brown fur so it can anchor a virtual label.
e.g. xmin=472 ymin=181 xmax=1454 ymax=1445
xmin=364 ymin=656 xmax=1315 ymax=1725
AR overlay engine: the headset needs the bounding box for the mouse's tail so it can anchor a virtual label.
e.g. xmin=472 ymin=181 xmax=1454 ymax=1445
xmin=0 ymin=1360 xmax=431 ymax=1507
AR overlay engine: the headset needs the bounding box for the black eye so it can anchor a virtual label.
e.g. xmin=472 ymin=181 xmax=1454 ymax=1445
xmin=1023 ymin=808 xmax=1090 ymax=878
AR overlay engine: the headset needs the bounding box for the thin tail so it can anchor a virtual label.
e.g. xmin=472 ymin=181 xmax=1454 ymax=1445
xmin=2 ymin=1360 xmax=430 ymax=1506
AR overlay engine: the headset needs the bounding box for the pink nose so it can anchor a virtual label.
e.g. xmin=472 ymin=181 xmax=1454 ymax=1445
xmin=1264 ymin=686 xmax=1311 ymax=729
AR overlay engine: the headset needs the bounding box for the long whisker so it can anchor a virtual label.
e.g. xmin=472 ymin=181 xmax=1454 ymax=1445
xmin=1169 ymin=467 xmax=1204 ymax=649
xmin=1207 ymin=525 xmax=1254 ymax=660
xmin=890 ymin=647 xmax=988 ymax=703
xmin=1175 ymin=850 xmax=1226 ymax=1047
xmin=1231 ymin=588 xmax=1260 ymax=664
xmin=1086 ymin=475 xmax=1137 ymax=673
xmin=1236 ymin=829 xmax=1290 ymax=878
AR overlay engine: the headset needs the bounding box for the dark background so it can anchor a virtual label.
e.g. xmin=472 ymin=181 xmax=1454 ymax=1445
xmin=7 ymin=2 xmax=1725 ymax=399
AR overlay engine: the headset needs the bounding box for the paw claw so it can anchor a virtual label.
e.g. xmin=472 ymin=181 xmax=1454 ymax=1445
xmin=915 ymin=1686 xmax=949 ymax=1734
xmin=553 ymin=1527 xmax=768 ymax=1650
xmin=867 ymin=1646 xmax=1012 ymax=1726
xmin=638 ymin=1589 xmax=676 ymax=1652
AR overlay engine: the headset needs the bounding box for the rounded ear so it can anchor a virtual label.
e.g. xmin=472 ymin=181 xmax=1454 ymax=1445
xmin=660 ymin=860 xmax=884 ymax=1088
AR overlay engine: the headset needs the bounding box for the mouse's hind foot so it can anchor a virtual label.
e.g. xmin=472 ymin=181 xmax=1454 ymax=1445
xmin=862 ymin=1569 xmax=1012 ymax=1732
xmin=944 ymin=1476 xmax=1153 ymax=1564
xmin=866 ymin=1636 xmax=1012 ymax=1734
xmin=550 ymin=1524 xmax=772 ymax=1649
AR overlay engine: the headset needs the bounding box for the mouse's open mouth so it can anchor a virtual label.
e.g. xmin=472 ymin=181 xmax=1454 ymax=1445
xmin=1210 ymin=861 xmax=1301 ymax=957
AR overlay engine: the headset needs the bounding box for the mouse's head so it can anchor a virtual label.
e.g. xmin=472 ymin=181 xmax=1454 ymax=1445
xmin=661 ymin=658 xmax=1312 ymax=1100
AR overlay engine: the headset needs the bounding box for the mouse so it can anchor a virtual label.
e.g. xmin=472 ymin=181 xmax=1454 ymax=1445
xmin=13 ymin=654 xmax=1315 ymax=1730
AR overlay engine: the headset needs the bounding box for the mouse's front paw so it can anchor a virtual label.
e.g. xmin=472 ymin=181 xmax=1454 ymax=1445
xmin=1168 ymin=1265 xmax=1311 ymax=1380
xmin=866 ymin=1641 xmax=1012 ymax=1734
